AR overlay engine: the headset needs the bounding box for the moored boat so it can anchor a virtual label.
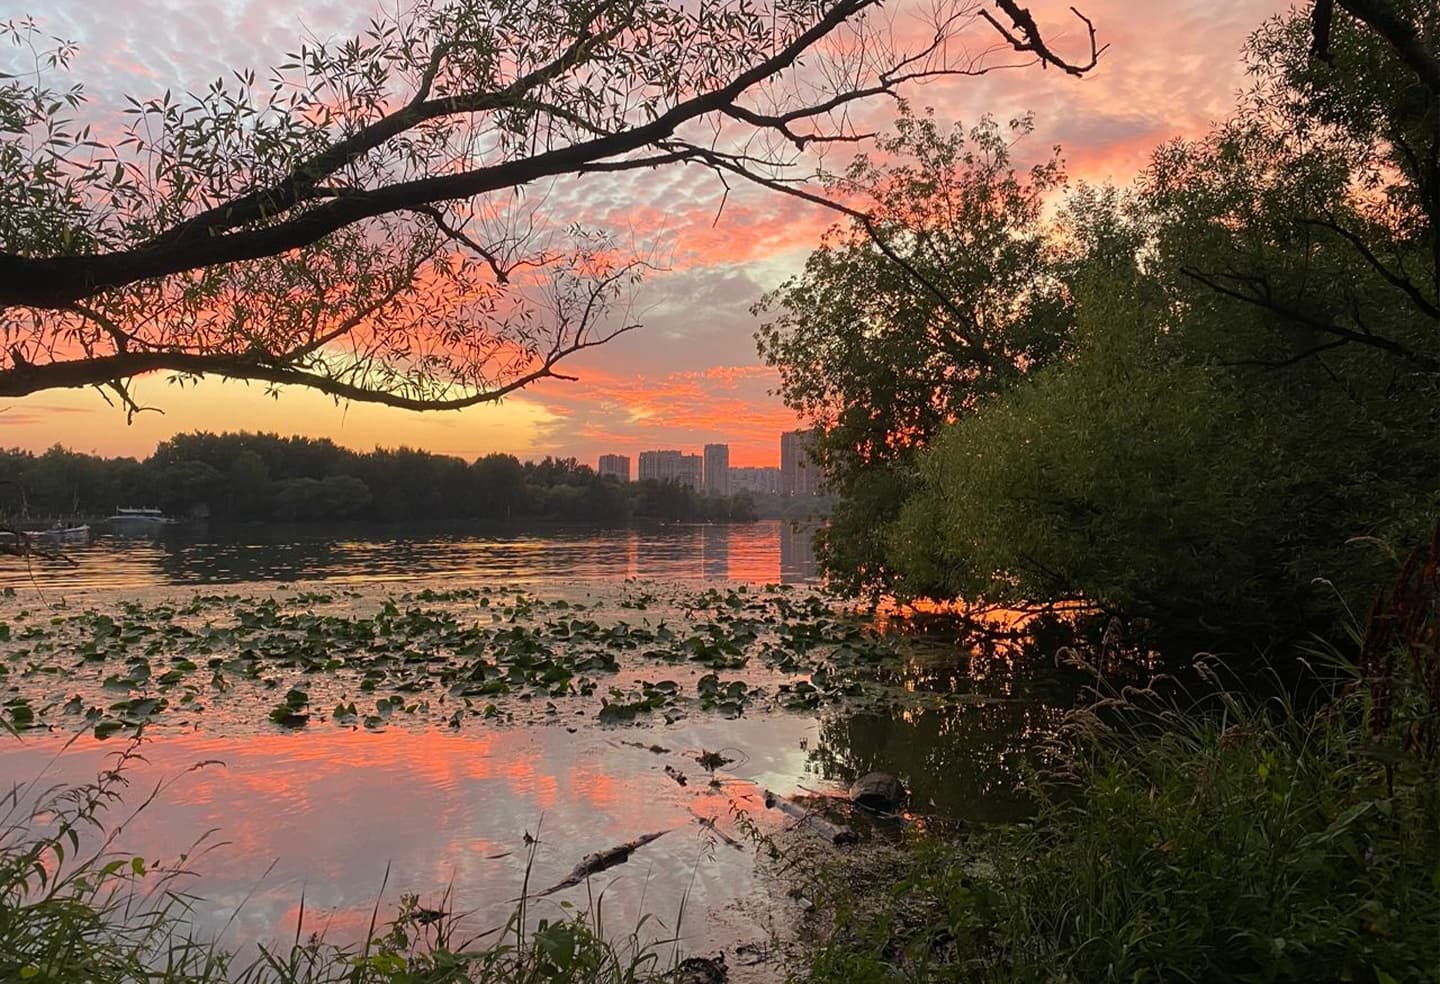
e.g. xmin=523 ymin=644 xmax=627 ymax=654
xmin=34 ymin=524 xmax=91 ymax=543
xmin=106 ymin=507 xmax=177 ymax=532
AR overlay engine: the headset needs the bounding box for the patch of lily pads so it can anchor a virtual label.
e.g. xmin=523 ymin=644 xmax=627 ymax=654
xmin=0 ymin=583 xmax=916 ymax=740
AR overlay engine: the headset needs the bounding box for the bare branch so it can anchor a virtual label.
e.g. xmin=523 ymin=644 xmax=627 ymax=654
xmin=675 ymin=142 xmax=998 ymax=366
xmin=1311 ymin=0 xmax=1336 ymax=62
xmin=979 ymin=2 xmax=1106 ymax=77
xmin=409 ymin=205 xmax=512 ymax=283
xmin=0 ymin=525 xmax=76 ymax=565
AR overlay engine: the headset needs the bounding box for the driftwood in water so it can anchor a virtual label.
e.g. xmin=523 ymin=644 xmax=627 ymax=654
xmin=535 ymin=829 xmax=670 ymax=897
xmin=763 ymin=789 xmax=857 ymax=845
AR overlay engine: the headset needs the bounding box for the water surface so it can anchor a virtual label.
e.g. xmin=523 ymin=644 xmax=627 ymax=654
xmin=0 ymin=521 xmax=1079 ymax=970
xmin=0 ymin=519 xmax=819 ymax=592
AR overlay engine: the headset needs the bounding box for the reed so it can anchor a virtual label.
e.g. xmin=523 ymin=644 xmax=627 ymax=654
xmin=802 ymin=538 xmax=1440 ymax=983
xmin=0 ymin=740 xmax=684 ymax=984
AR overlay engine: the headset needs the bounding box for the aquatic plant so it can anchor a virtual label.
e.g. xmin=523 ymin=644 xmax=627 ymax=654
xmin=0 ymin=585 xmax=907 ymax=736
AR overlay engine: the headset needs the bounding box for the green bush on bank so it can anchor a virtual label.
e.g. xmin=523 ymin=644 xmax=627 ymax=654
xmin=802 ymin=559 xmax=1440 ymax=982
xmin=806 ymin=682 xmax=1439 ymax=981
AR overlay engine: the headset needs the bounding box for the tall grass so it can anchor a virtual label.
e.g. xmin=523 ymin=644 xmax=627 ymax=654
xmin=803 ymin=538 xmax=1440 ymax=983
xmin=0 ymin=742 xmax=684 ymax=984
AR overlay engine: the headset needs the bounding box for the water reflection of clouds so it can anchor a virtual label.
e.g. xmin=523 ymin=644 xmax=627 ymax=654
xmin=0 ymin=526 xmax=1103 ymax=959
xmin=0 ymin=716 xmax=820 ymax=954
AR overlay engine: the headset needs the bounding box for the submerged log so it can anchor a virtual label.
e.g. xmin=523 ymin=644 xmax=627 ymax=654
xmin=763 ymin=789 xmax=858 ymax=845
xmin=535 ymin=829 xmax=671 ymax=897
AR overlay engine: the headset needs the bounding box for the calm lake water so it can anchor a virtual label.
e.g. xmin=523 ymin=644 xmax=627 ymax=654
xmin=0 ymin=521 xmax=1078 ymax=974
xmin=0 ymin=519 xmax=820 ymax=592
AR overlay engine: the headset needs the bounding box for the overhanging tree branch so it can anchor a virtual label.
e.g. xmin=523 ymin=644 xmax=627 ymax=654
xmin=1313 ymin=0 xmax=1440 ymax=96
xmin=0 ymin=327 xmax=638 ymax=410
xmin=675 ymin=141 xmax=1000 ymax=367
xmin=1181 ymin=266 xmax=1440 ymax=371
xmin=981 ymin=2 xmax=1107 ymax=77
xmin=1295 ymin=214 xmax=1440 ymax=320
xmin=0 ymin=0 xmax=1098 ymax=412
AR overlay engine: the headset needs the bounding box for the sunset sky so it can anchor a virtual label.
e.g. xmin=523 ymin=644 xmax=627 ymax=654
xmin=1 ymin=0 xmax=1291 ymax=468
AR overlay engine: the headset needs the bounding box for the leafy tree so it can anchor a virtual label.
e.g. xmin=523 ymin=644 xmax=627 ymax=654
xmin=356 ymin=447 xmax=469 ymax=520
xmin=0 ymin=431 xmax=763 ymax=526
xmin=154 ymin=459 xmax=225 ymax=517
xmin=1161 ymin=1 xmax=1439 ymax=374
xmin=756 ymin=110 xmax=1074 ymax=593
xmin=271 ymin=474 xmax=373 ymax=520
xmin=889 ymin=7 xmax=1440 ymax=634
xmin=225 ymin=450 xmax=273 ymax=520
xmin=889 ymin=246 xmax=1286 ymax=624
xmin=0 ymin=1 xmax=1098 ymax=414
xmin=465 ymin=453 xmax=523 ymax=518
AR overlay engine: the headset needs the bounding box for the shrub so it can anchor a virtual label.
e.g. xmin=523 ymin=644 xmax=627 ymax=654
xmin=803 ymin=540 xmax=1440 ymax=982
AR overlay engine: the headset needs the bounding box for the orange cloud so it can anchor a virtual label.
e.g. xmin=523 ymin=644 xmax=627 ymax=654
xmin=7 ymin=0 xmax=1292 ymax=465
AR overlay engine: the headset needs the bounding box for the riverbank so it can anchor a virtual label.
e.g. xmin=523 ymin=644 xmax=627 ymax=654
xmin=792 ymin=569 xmax=1440 ymax=982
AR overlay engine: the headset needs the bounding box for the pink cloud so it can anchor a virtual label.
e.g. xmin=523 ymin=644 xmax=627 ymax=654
xmin=7 ymin=0 xmax=1293 ymax=464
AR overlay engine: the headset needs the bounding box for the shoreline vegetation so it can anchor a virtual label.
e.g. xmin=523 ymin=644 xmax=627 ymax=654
xmin=0 ymin=433 xmax=807 ymax=528
xmin=798 ymin=541 xmax=1440 ymax=982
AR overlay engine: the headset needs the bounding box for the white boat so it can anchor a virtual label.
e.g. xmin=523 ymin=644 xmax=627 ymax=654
xmin=106 ymin=507 xmax=177 ymax=532
xmin=35 ymin=524 xmax=91 ymax=543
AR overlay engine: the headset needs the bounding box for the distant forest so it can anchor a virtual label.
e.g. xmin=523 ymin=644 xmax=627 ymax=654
xmin=0 ymin=432 xmax=761 ymax=525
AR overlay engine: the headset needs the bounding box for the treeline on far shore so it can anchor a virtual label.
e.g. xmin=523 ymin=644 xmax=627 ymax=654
xmin=0 ymin=432 xmax=771 ymax=525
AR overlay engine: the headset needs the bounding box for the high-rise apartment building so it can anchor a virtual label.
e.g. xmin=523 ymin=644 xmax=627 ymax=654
xmin=703 ymin=443 xmax=730 ymax=496
xmin=730 ymin=466 xmax=781 ymax=494
xmin=638 ymin=450 xmax=677 ymax=482
xmin=780 ymin=429 xmax=821 ymax=495
xmin=638 ymin=450 xmax=702 ymax=489
xmin=597 ymin=454 xmax=630 ymax=481
xmin=679 ymin=454 xmax=702 ymax=489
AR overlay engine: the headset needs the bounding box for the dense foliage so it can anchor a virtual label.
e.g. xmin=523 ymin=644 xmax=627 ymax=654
xmin=765 ymin=6 xmax=1440 ymax=634
xmin=805 ymin=540 xmax=1440 ymax=982
xmin=755 ymin=111 xmax=1074 ymax=594
xmin=0 ymin=433 xmax=756 ymax=525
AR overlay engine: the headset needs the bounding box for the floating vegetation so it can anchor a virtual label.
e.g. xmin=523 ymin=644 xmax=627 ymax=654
xmin=0 ymin=584 xmax=916 ymax=738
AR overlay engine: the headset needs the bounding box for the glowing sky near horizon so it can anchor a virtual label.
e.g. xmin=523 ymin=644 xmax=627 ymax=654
xmin=0 ymin=0 xmax=1291 ymax=467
